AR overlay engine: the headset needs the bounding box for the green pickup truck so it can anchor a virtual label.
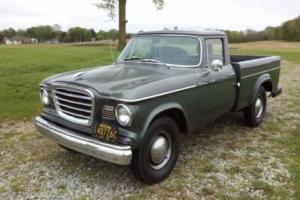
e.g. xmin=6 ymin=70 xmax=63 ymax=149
xmin=35 ymin=30 xmax=282 ymax=184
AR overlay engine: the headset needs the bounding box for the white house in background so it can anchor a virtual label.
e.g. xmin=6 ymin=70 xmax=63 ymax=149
xmin=9 ymin=36 xmax=32 ymax=44
xmin=4 ymin=36 xmax=38 ymax=45
xmin=4 ymin=38 xmax=12 ymax=45
xmin=46 ymin=39 xmax=59 ymax=44
xmin=31 ymin=38 xmax=38 ymax=44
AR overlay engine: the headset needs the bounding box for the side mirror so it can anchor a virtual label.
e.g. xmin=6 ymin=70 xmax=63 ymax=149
xmin=211 ymin=59 xmax=223 ymax=71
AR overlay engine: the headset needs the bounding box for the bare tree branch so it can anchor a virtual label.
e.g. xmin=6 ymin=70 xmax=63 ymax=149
xmin=152 ymin=0 xmax=165 ymax=9
xmin=95 ymin=0 xmax=118 ymax=19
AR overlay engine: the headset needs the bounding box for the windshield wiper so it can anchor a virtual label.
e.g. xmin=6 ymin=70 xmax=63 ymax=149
xmin=141 ymin=59 xmax=170 ymax=66
xmin=124 ymin=56 xmax=142 ymax=61
xmin=140 ymin=59 xmax=160 ymax=63
xmin=122 ymin=57 xmax=170 ymax=66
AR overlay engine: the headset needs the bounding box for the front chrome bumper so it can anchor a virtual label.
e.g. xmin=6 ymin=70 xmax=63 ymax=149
xmin=34 ymin=117 xmax=132 ymax=165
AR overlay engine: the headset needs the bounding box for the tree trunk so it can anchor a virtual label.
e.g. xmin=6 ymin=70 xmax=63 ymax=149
xmin=118 ymin=0 xmax=127 ymax=50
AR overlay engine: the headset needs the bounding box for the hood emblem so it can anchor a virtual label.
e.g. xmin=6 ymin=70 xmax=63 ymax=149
xmin=73 ymin=72 xmax=86 ymax=79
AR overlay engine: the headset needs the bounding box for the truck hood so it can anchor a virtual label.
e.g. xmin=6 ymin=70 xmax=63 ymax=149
xmin=42 ymin=62 xmax=199 ymax=101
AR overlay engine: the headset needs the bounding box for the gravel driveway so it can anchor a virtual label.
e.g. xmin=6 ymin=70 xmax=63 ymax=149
xmin=0 ymin=61 xmax=299 ymax=200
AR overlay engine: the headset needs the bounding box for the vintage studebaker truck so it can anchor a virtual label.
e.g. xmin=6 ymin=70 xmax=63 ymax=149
xmin=35 ymin=30 xmax=282 ymax=184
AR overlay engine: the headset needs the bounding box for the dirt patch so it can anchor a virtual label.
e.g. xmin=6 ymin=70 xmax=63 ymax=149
xmin=0 ymin=121 xmax=35 ymax=134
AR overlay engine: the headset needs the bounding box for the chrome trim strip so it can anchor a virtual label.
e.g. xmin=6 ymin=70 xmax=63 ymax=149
xmin=241 ymin=67 xmax=281 ymax=79
xmin=119 ymin=34 xmax=203 ymax=68
xmin=35 ymin=117 xmax=132 ymax=165
xmin=108 ymin=85 xmax=197 ymax=103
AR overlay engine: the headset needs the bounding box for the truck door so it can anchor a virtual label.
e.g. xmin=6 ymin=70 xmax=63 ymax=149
xmin=193 ymin=38 xmax=236 ymax=125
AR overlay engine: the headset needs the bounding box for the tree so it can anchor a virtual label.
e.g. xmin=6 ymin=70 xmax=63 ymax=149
xmin=2 ymin=28 xmax=16 ymax=38
xmin=56 ymin=31 xmax=67 ymax=43
xmin=68 ymin=27 xmax=92 ymax=42
xmin=96 ymin=0 xmax=165 ymax=49
xmin=16 ymin=29 xmax=27 ymax=37
xmin=0 ymin=33 xmax=4 ymax=44
xmin=107 ymin=29 xmax=118 ymax=41
xmin=96 ymin=29 xmax=119 ymax=41
xmin=26 ymin=26 xmax=56 ymax=42
xmin=52 ymin=24 xmax=62 ymax=32
xmin=90 ymin=28 xmax=97 ymax=39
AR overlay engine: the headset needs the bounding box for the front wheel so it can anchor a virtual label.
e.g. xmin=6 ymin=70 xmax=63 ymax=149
xmin=131 ymin=117 xmax=181 ymax=184
xmin=244 ymin=87 xmax=267 ymax=127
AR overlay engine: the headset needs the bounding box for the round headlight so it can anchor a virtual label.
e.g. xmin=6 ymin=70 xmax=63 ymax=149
xmin=40 ymin=88 xmax=50 ymax=106
xmin=115 ymin=104 xmax=132 ymax=126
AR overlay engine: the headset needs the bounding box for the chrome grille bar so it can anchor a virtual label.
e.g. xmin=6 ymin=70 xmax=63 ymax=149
xmin=53 ymin=86 xmax=94 ymax=126
xmin=60 ymin=109 xmax=90 ymax=119
xmin=57 ymin=102 xmax=92 ymax=113
xmin=56 ymin=96 xmax=92 ymax=107
xmin=55 ymin=91 xmax=92 ymax=100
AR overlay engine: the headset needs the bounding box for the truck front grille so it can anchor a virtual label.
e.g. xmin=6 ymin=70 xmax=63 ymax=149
xmin=53 ymin=87 xmax=94 ymax=126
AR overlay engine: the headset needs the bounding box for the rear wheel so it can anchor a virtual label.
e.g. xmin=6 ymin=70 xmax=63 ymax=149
xmin=131 ymin=117 xmax=181 ymax=184
xmin=244 ymin=87 xmax=267 ymax=127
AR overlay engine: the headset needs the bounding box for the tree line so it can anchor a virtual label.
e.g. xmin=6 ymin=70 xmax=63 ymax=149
xmin=1 ymin=15 xmax=299 ymax=44
xmin=224 ymin=15 xmax=300 ymax=43
xmin=0 ymin=25 xmax=120 ymax=43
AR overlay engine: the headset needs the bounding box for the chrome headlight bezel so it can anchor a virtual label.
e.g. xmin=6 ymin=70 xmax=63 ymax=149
xmin=115 ymin=104 xmax=132 ymax=127
xmin=40 ymin=88 xmax=50 ymax=106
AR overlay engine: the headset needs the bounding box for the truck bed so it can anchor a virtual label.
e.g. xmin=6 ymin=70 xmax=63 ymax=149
xmin=230 ymin=55 xmax=281 ymax=111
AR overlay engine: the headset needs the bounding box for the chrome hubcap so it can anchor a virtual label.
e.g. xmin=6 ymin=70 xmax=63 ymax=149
xmin=255 ymin=97 xmax=264 ymax=118
xmin=150 ymin=131 xmax=172 ymax=169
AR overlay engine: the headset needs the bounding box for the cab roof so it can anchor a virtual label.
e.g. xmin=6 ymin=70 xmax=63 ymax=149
xmin=135 ymin=30 xmax=226 ymax=37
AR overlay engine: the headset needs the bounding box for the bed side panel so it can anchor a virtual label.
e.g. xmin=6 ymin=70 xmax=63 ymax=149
xmin=233 ymin=56 xmax=280 ymax=110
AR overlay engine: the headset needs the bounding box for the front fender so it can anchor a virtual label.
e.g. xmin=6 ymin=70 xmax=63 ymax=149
xmin=135 ymin=102 xmax=189 ymax=148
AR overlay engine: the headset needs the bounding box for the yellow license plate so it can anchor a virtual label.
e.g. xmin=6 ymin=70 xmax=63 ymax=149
xmin=96 ymin=123 xmax=118 ymax=142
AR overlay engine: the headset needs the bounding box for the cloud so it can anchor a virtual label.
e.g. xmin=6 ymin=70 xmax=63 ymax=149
xmin=0 ymin=0 xmax=299 ymax=32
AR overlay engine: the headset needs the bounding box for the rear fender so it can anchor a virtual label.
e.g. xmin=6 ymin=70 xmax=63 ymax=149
xmin=251 ymin=74 xmax=272 ymax=104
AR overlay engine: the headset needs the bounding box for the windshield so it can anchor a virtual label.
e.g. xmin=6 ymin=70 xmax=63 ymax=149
xmin=117 ymin=35 xmax=201 ymax=66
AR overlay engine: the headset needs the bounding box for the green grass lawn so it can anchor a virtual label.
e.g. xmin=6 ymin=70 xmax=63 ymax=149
xmin=0 ymin=44 xmax=119 ymax=120
xmin=230 ymin=41 xmax=300 ymax=63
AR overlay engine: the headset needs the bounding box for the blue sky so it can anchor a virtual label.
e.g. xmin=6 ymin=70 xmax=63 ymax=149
xmin=0 ymin=0 xmax=299 ymax=32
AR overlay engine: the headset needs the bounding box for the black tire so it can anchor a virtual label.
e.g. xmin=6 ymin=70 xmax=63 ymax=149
xmin=244 ymin=87 xmax=267 ymax=127
xmin=131 ymin=117 xmax=181 ymax=184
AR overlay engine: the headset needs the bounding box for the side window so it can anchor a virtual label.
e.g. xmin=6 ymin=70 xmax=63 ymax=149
xmin=206 ymin=39 xmax=224 ymax=66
